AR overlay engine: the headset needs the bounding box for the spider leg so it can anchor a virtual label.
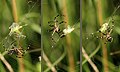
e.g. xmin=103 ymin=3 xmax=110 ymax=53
xmin=48 ymin=21 xmax=55 ymax=27
xmin=56 ymin=29 xmax=62 ymax=35
xmin=52 ymin=30 xmax=56 ymax=36
xmin=60 ymin=34 xmax=65 ymax=38
xmin=59 ymin=21 xmax=67 ymax=24
xmin=108 ymin=28 xmax=113 ymax=35
xmin=104 ymin=42 xmax=107 ymax=44
xmin=16 ymin=55 xmax=22 ymax=58
xmin=47 ymin=28 xmax=54 ymax=32
xmin=54 ymin=14 xmax=65 ymax=21
xmin=8 ymin=50 xmax=14 ymax=55
xmin=26 ymin=45 xmax=30 ymax=50
xmin=50 ymin=36 xmax=57 ymax=48
xmin=57 ymin=30 xmax=65 ymax=38
xmin=54 ymin=15 xmax=60 ymax=21
xmin=49 ymin=25 xmax=54 ymax=27
xmin=22 ymin=47 xmax=29 ymax=54
xmin=108 ymin=24 xmax=114 ymax=34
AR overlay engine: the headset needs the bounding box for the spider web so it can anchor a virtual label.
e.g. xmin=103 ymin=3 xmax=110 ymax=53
xmin=0 ymin=0 xmax=40 ymax=57
xmin=82 ymin=4 xmax=120 ymax=44
xmin=47 ymin=16 xmax=80 ymax=48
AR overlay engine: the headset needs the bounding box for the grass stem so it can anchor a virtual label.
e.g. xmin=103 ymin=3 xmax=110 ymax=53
xmin=82 ymin=47 xmax=99 ymax=72
xmin=96 ymin=1 xmax=109 ymax=72
xmin=12 ymin=0 xmax=25 ymax=72
xmin=62 ymin=0 xmax=75 ymax=72
xmin=0 ymin=53 xmax=14 ymax=72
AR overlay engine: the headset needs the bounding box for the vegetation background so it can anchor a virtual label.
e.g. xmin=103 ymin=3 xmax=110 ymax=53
xmin=0 ymin=0 xmax=41 ymax=72
xmin=1 ymin=0 xmax=120 ymax=72
xmin=42 ymin=0 xmax=80 ymax=72
xmin=82 ymin=0 xmax=120 ymax=72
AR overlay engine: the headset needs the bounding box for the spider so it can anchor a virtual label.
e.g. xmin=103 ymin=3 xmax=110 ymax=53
xmin=7 ymin=46 xmax=29 ymax=58
xmin=98 ymin=22 xmax=114 ymax=43
xmin=0 ymin=0 xmax=39 ymax=58
xmin=100 ymin=5 xmax=120 ymax=43
xmin=85 ymin=20 xmax=114 ymax=44
xmin=48 ymin=15 xmax=76 ymax=48
xmin=54 ymin=25 xmax=75 ymax=44
xmin=2 ymin=39 xmax=29 ymax=58
xmin=84 ymin=5 xmax=120 ymax=44
xmin=48 ymin=15 xmax=66 ymax=43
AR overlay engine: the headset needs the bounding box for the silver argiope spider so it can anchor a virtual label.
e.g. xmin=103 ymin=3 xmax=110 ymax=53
xmin=48 ymin=15 xmax=76 ymax=48
xmin=85 ymin=18 xmax=114 ymax=44
xmin=3 ymin=40 xmax=29 ymax=58
xmin=84 ymin=5 xmax=120 ymax=44
xmin=98 ymin=5 xmax=120 ymax=43
xmin=7 ymin=46 xmax=29 ymax=58
xmin=98 ymin=22 xmax=114 ymax=43
xmin=0 ymin=0 xmax=39 ymax=58
xmin=48 ymin=15 xmax=66 ymax=43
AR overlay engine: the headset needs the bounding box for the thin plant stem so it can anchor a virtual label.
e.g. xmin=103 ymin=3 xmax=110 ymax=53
xmin=27 ymin=48 xmax=41 ymax=53
xmin=95 ymin=55 xmax=118 ymax=72
xmin=11 ymin=0 xmax=24 ymax=72
xmin=82 ymin=43 xmax=101 ymax=65
xmin=110 ymin=50 xmax=120 ymax=55
xmin=82 ymin=47 xmax=99 ymax=72
xmin=18 ymin=58 xmax=24 ymax=72
xmin=44 ymin=49 xmax=66 ymax=72
xmin=43 ymin=51 xmax=57 ymax=72
xmin=0 ymin=53 xmax=14 ymax=72
xmin=62 ymin=0 xmax=75 ymax=72
xmin=96 ymin=1 xmax=109 ymax=72
xmin=12 ymin=0 xmax=18 ymax=22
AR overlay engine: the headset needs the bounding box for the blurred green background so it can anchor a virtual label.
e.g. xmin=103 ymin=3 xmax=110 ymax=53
xmin=82 ymin=0 xmax=120 ymax=72
xmin=2 ymin=0 xmax=120 ymax=72
xmin=0 ymin=0 xmax=41 ymax=72
xmin=42 ymin=0 xmax=80 ymax=72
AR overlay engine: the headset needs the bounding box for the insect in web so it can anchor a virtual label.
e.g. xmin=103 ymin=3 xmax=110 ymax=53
xmin=9 ymin=22 xmax=27 ymax=38
xmin=8 ymin=0 xmax=39 ymax=39
xmin=0 ymin=0 xmax=40 ymax=57
xmin=84 ymin=5 xmax=120 ymax=44
xmin=58 ymin=25 xmax=75 ymax=39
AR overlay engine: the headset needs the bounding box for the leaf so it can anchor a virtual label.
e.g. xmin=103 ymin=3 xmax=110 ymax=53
xmin=30 ymin=24 xmax=41 ymax=34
